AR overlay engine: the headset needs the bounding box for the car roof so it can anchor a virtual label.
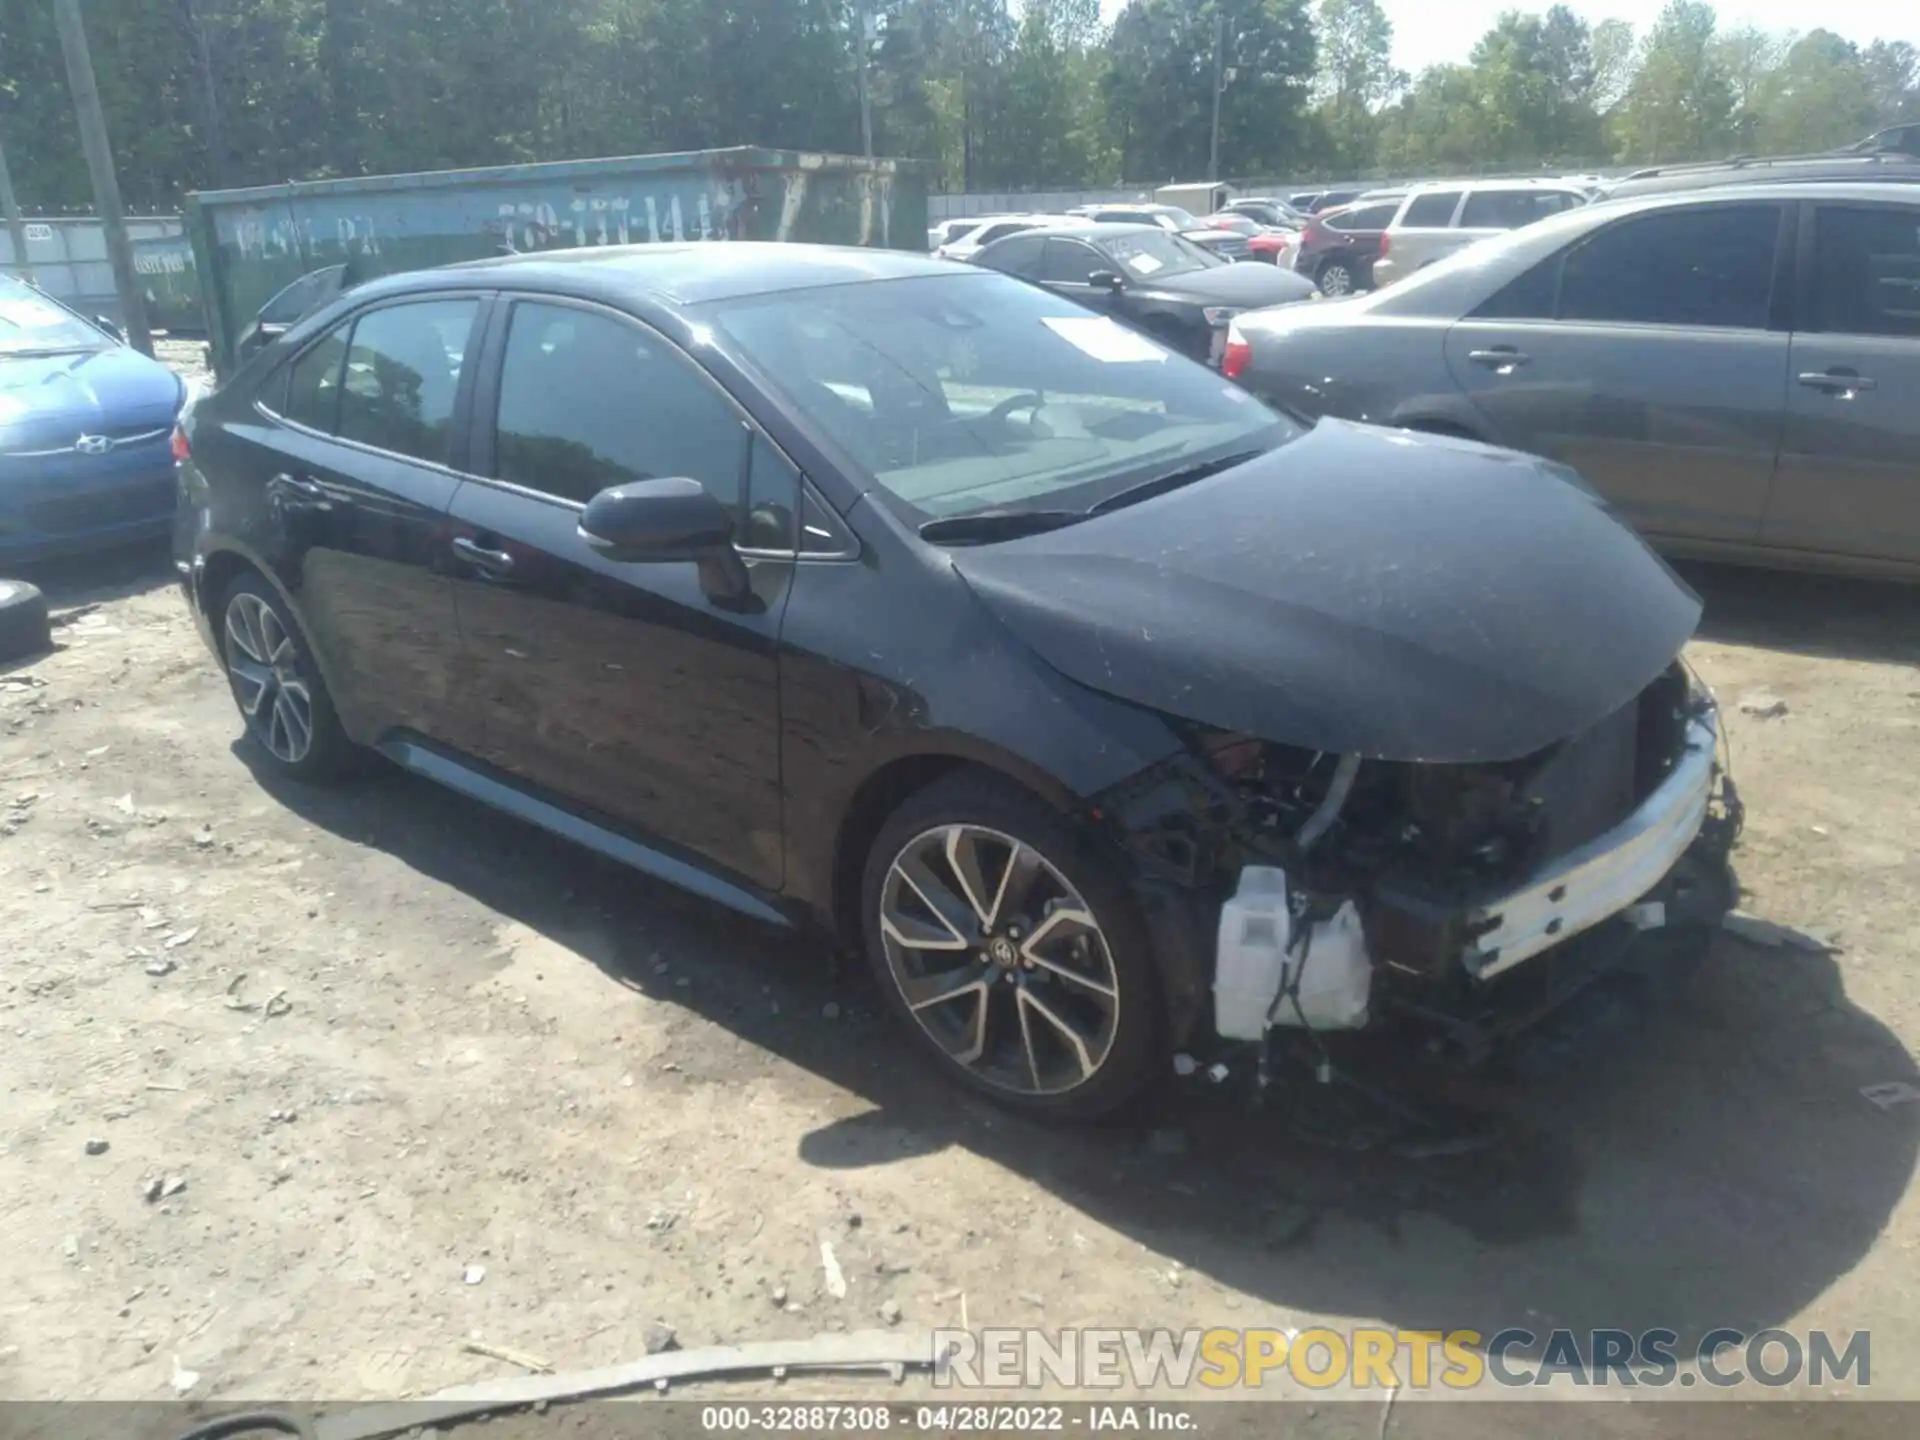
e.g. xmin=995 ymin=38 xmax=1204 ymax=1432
xmin=982 ymin=222 xmax=1165 ymax=243
xmin=1604 ymin=153 xmax=1920 ymax=198
xmin=418 ymin=242 xmax=959 ymax=305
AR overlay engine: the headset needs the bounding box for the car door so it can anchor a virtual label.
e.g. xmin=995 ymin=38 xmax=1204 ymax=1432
xmin=1765 ymin=200 xmax=1920 ymax=562
xmin=248 ymin=294 xmax=483 ymax=748
xmin=1037 ymin=237 xmax=1118 ymax=314
xmin=971 ymin=233 xmax=1048 ymax=285
xmin=1385 ymin=190 xmax=1464 ymax=273
xmin=1444 ymin=201 xmax=1792 ymax=544
xmin=445 ymin=296 xmax=792 ymax=888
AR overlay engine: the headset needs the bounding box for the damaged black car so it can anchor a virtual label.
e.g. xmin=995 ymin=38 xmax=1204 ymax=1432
xmin=174 ymin=245 xmax=1740 ymax=1121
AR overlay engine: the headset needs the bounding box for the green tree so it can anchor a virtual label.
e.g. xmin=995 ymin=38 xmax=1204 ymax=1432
xmin=1862 ymin=40 xmax=1920 ymax=127
xmin=1613 ymin=1 xmax=1734 ymax=163
xmin=1312 ymin=0 xmax=1397 ymax=174
xmin=1715 ymin=23 xmax=1787 ymax=151
xmin=1751 ymin=29 xmax=1877 ymax=154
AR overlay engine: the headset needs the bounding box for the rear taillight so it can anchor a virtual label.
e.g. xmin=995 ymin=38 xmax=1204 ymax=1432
xmin=170 ymin=425 xmax=190 ymax=463
xmin=1379 ymin=230 xmax=1391 ymax=257
xmin=1222 ymin=321 xmax=1251 ymax=381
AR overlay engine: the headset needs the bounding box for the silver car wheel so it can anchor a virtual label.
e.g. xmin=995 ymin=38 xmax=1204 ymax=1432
xmin=224 ymin=592 xmax=314 ymax=764
xmin=878 ymin=824 xmax=1120 ymax=1096
xmin=1320 ymin=263 xmax=1354 ymax=296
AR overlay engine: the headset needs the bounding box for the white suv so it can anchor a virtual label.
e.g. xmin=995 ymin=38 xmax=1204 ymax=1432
xmin=1371 ymin=180 xmax=1589 ymax=286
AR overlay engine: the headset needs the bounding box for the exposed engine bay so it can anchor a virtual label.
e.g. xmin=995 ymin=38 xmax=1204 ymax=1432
xmin=1100 ymin=663 xmax=1743 ymax=1066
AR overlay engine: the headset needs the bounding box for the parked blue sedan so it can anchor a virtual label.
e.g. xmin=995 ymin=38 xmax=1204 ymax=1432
xmin=1 ymin=275 xmax=186 ymax=565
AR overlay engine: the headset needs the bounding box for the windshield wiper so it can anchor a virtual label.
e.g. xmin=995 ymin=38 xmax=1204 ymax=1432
xmin=918 ymin=509 xmax=1086 ymax=545
xmin=1088 ymin=449 xmax=1266 ymax=515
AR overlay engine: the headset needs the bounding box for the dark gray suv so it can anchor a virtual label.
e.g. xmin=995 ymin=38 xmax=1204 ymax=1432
xmin=1228 ymin=182 xmax=1920 ymax=577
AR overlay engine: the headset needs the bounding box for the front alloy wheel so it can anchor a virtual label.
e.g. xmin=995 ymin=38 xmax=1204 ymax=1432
xmin=880 ymin=824 xmax=1122 ymax=1097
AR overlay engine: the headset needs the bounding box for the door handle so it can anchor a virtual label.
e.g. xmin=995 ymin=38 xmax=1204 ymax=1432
xmin=451 ymin=536 xmax=515 ymax=574
xmin=1468 ymin=348 xmax=1531 ymax=372
xmin=1798 ymin=370 xmax=1877 ymax=396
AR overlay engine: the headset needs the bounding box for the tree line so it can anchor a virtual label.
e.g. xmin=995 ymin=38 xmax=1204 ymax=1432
xmin=0 ymin=0 xmax=1915 ymax=213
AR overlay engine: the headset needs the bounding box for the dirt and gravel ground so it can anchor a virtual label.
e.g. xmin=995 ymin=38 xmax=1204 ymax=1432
xmin=2 ymin=355 xmax=1918 ymax=1427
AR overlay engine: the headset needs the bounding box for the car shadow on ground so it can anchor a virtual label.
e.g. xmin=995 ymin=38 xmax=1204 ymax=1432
xmin=8 ymin=538 xmax=175 ymax=610
xmin=1680 ymin=559 xmax=1920 ymax=665
xmin=243 ymin=741 xmax=1919 ymax=1359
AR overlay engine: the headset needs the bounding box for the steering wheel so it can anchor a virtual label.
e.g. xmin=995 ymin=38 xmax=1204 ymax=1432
xmin=987 ymin=392 xmax=1046 ymax=427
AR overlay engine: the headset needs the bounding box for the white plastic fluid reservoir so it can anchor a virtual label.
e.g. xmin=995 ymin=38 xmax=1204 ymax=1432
xmin=1213 ymin=866 xmax=1292 ymax=1041
xmin=1273 ymin=900 xmax=1372 ymax=1031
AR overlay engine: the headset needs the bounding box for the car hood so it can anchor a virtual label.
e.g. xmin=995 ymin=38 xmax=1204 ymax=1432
xmin=949 ymin=421 xmax=1701 ymax=764
xmin=1143 ymin=263 xmax=1317 ymax=307
xmin=0 ymin=346 xmax=183 ymax=447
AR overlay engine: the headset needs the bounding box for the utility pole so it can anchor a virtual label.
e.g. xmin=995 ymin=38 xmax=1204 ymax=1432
xmin=856 ymin=1 xmax=874 ymax=159
xmin=0 ymin=138 xmax=31 ymax=282
xmin=1207 ymin=9 xmax=1225 ymax=183
xmin=53 ymin=0 xmax=152 ymax=355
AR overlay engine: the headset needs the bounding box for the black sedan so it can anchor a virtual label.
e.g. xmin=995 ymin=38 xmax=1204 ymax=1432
xmin=969 ymin=223 xmax=1317 ymax=366
xmin=175 ymin=244 xmax=1738 ymax=1121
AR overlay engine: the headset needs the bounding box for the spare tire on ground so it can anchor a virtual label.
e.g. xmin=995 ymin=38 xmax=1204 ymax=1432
xmin=0 ymin=579 xmax=52 ymax=664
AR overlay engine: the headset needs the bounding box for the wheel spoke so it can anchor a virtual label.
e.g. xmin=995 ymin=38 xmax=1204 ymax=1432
xmin=899 ymin=962 xmax=989 ymax=1014
xmin=892 ymin=852 xmax=979 ymax=947
xmin=1017 ymin=987 xmax=1097 ymax=1083
xmin=943 ymin=827 xmax=1000 ymax=929
xmin=989 ymin=842 xmax=1044 ymax=931
xmin=274 ymin=683 xmax=313 ymax=759
xmin=228 ymin=656 xmax=272 ymax=716
xmin=1015 ymin=990 xmax=1046 ymax=1091
xmin=880 ymin=909 xmax=969 ymax=953
xmin=225 ymin=598 xmax=268 ymax=664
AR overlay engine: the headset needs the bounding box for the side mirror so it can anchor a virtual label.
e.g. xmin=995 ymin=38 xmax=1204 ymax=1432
xmin=94 ymin=316 xmax=125 ymax=344
xmin=580 ymin=477 xmax=733 ymax=562
xmin=1087 ymin=270 xmax=1124 ymax=292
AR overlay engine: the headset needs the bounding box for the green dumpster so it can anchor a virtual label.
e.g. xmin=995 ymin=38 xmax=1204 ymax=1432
xmin=187 ymin=145 xmax=927 ymax=380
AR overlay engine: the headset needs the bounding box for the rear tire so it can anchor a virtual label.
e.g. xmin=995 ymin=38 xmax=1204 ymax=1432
xmin=860 ymin=773 xmax=1162 ymax=1122
xmin=218 ymin=572 xmax=354 ymax=782
xmin=1317 ymin=260 xmax=1356 ymax=296
xmin=0 ymin=579 xmax=51 ymax=665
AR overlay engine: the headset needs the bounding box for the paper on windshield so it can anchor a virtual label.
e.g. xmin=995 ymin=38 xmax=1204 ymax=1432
xmin=1041 ymin=316 xmax=1168 ymax=364
xmin=1126 ymin=254 xmax=1164 ymax=276
xmin=0 ymin=298 xmax=71 ymax=329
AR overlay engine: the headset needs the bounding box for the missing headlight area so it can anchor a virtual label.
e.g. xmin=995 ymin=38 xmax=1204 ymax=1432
xmin=1100 ymin=662 xmax=1741 ymax=1066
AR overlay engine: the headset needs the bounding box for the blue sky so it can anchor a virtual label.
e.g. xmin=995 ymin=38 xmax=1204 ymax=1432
xmin=1096 ymin=2 xmax=1916 ymax=75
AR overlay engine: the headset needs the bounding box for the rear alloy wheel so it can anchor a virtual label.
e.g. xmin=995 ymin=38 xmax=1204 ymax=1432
xmin=1318 ymin=261 xmax=1355 ymax=296
xmin=219 ymin=574 xmax=352 ymax=781
xmin=862 ymin=777 xmax=1159 ymax=1120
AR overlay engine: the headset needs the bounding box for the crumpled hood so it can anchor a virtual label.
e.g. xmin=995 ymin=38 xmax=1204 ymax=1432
xmin=950 ymin=421 xmax=1701 ymax=764
xmin=0 ymin=347 xmax=183 ymax=448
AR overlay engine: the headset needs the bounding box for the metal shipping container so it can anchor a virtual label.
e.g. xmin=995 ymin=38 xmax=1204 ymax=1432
xmin=0 ymin=215 xmax=204 ymax=334
xmin=188 ymin=145 xmax=927 ymax=378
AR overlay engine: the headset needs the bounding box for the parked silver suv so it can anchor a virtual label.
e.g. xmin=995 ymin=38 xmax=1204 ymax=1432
xmin=1371 ymin=179 xmax=1590 ymax=287
xmin=1227 ymin=181 xmax=1920 ymax=577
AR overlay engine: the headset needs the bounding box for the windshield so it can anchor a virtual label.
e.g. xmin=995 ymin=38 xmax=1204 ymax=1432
xmin=707 ymin=272 xmax=1294 ymax=525
xmin=1101 ymin=229 xmax=1220 ymax=279
xmin=0 ymin=278 xmax=108 ymax=355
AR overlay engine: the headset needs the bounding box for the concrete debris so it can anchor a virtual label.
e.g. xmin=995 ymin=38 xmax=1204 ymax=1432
xmin=161 ymin=1175 xmax=186 ymax=1199
xmin=83 ymin=1137 xmax=109 ymax=1156
xmin=144 ymin=959 xmax=176 ymax=978
xmin=1172 ymin=1052 xmax=1198 ymax=1077
xmin=1861 ymin=1082 xmax=1920 ymax=1111
xmin=819 ymin=1237 xmax=848 ymax=1299
xmin=879 ymin=1300 xmax=902 ymax=1326
xmin=642 ymin=1321 xmax=679 ymax=1355
xmin=163 ymin=927 xmax=200 ymax=950
xmin=461 ymin=1338 xmax=552 ymax=1374
xmin=170 ymin=1357 xmax=200 ymax=1396
xmin=1738 ymin=690 xmax=1789 ymax=719
xmin=1722 ymin=910 xmax=1835 ymax=952
xmin=770 ymin=1285 xmax=788 ymax=1307
xmin=463 ymin=1264 xmax=487 ymax=1286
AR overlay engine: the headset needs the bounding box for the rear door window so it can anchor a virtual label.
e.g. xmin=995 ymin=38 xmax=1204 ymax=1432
xmin=1400 ymin=192 xmax=1463 ymax=227
xmin=1807 ymin=205 xmax=1920 ymax=338
xmin=1460 ymin=190 xmax=1581 ymax=229
xmin=976 ymin=234 xmax=1047 ymax=278
xmin=1558 ymin=204 xmax=1781 ymax=329
xmin=1039 ymin=239 xmax=1106 ymax=284
xmin=282 ymin=326 xmax=349 ymax=432
xmin=336 ymin=299 xmax=480 ymax=465
xmin=1326 ymin=201 xmax=1401 ymax=232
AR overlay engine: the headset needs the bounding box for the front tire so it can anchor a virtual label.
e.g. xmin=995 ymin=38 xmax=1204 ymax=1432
xmin=860 ymin=773 xmax=1161 ymax=1121
xmin=218 ymin=572 xmax=353 ymax=782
